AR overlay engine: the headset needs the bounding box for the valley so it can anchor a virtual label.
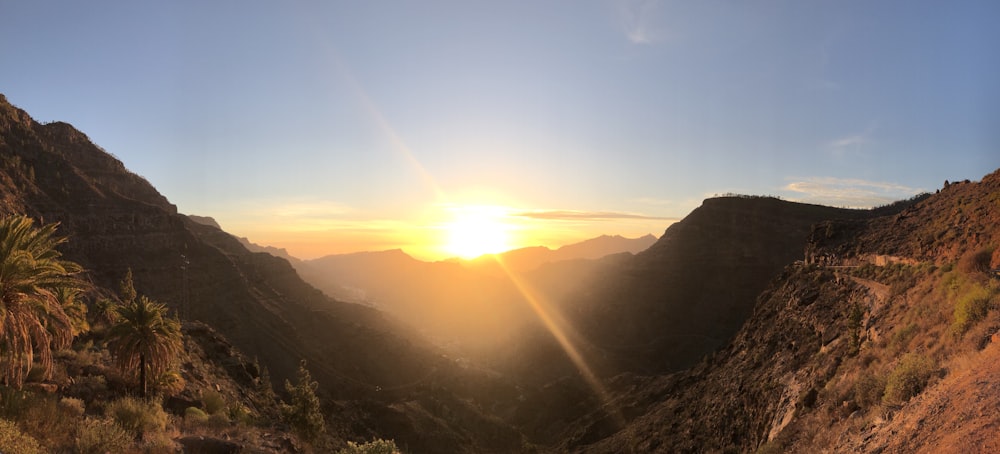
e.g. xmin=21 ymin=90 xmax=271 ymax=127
xmin=1 ymin=93 xmax=999 ymax=453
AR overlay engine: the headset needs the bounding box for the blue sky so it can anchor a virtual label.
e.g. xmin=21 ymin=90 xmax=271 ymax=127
xmin=2 ymin=1 xmax=998 ymax=259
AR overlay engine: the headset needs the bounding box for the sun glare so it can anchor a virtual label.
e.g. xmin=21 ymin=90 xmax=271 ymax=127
xmin=443 ymin=206 xmax=513 ymax=259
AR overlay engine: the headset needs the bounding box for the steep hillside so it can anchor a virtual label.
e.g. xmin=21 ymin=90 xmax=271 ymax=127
xmin=569 ymin=170 xmax=1000 ymax=453
xmin=0 ymin=94 xmax=525 ymax=452
xmin=526 ymin=196 xmax=886 ymax=382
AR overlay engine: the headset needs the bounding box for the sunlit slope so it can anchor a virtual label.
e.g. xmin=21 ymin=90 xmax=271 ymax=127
xmin=572 ymin=170 xmax=1000 ymax=453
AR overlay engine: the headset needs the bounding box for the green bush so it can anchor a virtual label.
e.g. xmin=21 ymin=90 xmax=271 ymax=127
xmin=883 ymin=353 xmax=936 ymax=405
xmin=337 ymin=438 xmax=402 ymax=454
xmin=228 ymin=402 xmax=253 ymax=426
xmin=74 ymin=417 xmax=132 ymax=454
xmin=202 ymin=389 xmax=227 ymax=415
xmin=0 ymin=418 xmax=44 ymax=454
xmin=59 ymin=397 xmax=86 ymax=417
xmin=952 ymin=285 xmax=992 ymax=336
xmin=854 ymin=372 xmax=885 ymax=409
xmin=105 ymin=396 xmax=167 ymax=435
xmin=184 ymin=406 xmax=208 ymax=426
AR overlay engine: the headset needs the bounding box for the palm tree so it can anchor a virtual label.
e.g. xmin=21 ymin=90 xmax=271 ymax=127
xmin=0 ymin=215 xmax=85 ymax=388
xmin=107 ymin=295 xmax=182 ymax=397
xmin=55 ymin=287 xmax=89 ymax=337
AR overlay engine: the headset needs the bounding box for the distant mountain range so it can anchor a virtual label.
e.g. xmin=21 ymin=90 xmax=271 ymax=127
xmin=462 ymin=233 xmax=658 ymax=272
xmin=222 ymin=232 xmax=657 ymax=356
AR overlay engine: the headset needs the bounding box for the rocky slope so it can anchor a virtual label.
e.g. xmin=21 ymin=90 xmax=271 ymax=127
xmin=0 ymin=94 xmax=524 ymax=452
xmin=509 ymin=196 xmax=890 ymax=391
xmin=568 ymin=170 xmax=1000 ymax=453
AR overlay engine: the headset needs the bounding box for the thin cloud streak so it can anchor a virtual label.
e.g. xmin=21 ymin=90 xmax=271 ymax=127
xmin=514 ymin=210 xmax=677 ymax=222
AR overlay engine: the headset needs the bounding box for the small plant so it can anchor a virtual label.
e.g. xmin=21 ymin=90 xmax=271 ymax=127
xmin=105 ymin=396 xmax=167 ymax=435
xmin=184 ymin=406 xmax=208 ymax=425
xmin=74 ymin=417 xmax=132 ymax=454
xmin=846 ymin=303 xmax=864 ymax=355
xmin=228 ymin=402 xmax=253 ymax=426
xmin=282 ymin=360 xmax=326 ymax=443
xmin=854 ymin=372 xmax=885 ymax=409
xmin=202 ymin=389 xmax=227 ymax=415
xmin=58 ymin=397 xmax=86 ymax=417
xmin=0 ymin=418 xmax=44 ymax=454
xmin=883 ymin=353 xmax=936 ymax=406
xmin=951 ymin=285 xmax=992 ymax=336
xmin=155 ymin=370 xmax=186 ymax=397
xmin=337 ymin=438 xmax=402 ymax=454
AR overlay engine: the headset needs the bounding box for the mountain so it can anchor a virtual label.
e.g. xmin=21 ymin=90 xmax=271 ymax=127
xmin=293 ymin=236 xmax=649 ymax=357
xmin=567 ymin=170 xmax=1000 ymax=452
xmin=0 ymin=94 xmax=525 ymax=453
xmin=471 ymin=234 xmax=658 ymax=272
xmin=8 ymin=92 xmax=997 ymax=453
xmin=513 ymin=196 xmax=902 ymax=384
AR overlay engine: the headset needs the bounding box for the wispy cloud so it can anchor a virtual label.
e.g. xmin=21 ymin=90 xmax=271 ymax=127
xmin=828 ymin=134 xmax=866 ymax=149
xmin=782 ymin=176 xmax=923 ymax=208
xmin=827 ymin=122 xmax=879 ymax=156
xmin=616 ymin=0 xmax=663 ymax=45
xmin=513 ymin=210 xmax=676 ymax=222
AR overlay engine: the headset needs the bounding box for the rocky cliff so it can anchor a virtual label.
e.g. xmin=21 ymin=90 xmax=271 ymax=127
xmin=568 ymin=170 xmax=1000 ymax=453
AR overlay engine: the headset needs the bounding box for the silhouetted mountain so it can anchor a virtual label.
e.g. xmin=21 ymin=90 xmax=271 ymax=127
xmin=569 ymin=170 xmax=1000 ymax=452
xmin=0 ymin=94 xmax=524 ymax=453
xmin=294 ymin=236 xmax=651 ymax=356
xmin=471 ymin=234 xmax=658 ymax=272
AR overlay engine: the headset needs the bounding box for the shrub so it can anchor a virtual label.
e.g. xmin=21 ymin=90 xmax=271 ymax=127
xmin=22 ymin=395 xmax=76 ymax=448
xmin=337 ymin=438 xmax=402 ymax=454
xmin=105 ymin=396 xmax=167 ymax=435
xmin=228 ymin=402 xmax=253 ymax=426
xmin=952 ymin=285 xmax=992 ymax=336
xmin=74 ymin=417 xmax=132 ymax=454
xmin=958 ymin=248 xmax=993 ymax=274
xmin=0 ymin=418 xmax=44 ymax=454
xmin=59 ymin=397 xmax=86 ymax=417
xmin=854 ymin=372 xmax=885 ymax=409
xmin=155 ymin=370 xmax=185 ymax=397
xmin=883 ymin=353 xmax=936 ymax=405
xmin=202 ymin=389 xmax=227 ymax=415
xmin=184 ymin=406 xmax=208 ymax=426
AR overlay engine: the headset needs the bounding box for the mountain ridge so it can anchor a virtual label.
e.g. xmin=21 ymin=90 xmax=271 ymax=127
xmin=0 ymin=95 xmax=526 ymax=453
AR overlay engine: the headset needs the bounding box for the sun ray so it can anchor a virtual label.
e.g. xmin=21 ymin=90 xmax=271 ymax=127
xmin=491 ymin=255 xmax=625 ymax=428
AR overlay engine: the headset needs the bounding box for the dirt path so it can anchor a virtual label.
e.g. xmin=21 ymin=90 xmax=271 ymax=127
xmin=845 ymin=275 xmax=890 ymax=302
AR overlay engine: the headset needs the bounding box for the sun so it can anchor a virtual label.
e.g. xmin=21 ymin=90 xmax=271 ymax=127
xmin=443 ymin=206 xmax=513 ymax=259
